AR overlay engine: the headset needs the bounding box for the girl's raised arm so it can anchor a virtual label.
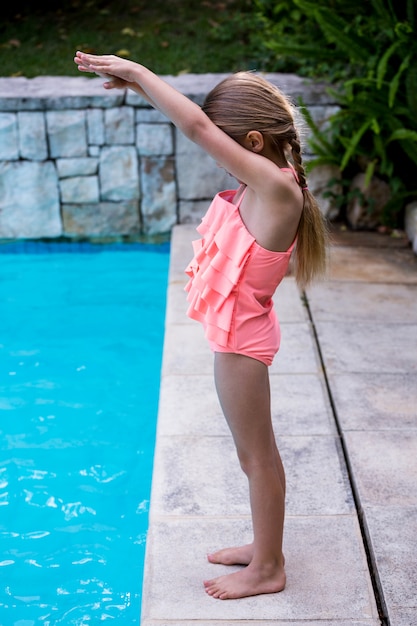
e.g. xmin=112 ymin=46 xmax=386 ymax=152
xmin=73 ymin=52 xmax=281 ymax=194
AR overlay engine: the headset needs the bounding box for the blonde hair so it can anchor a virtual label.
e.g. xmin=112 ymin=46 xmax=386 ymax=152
xmin=202 ymin=72 xmax=328 ymax=288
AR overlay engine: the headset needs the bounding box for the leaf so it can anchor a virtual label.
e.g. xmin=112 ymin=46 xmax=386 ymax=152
xmin=364 ymin=160 xmax=377 ymax=187
xmin=376 ymin=41 xmax=400 ymax=88
xmin=405 ymin=62 xmax=417 ymax=113
xmin=388 ymin=54 xmax=410 ymax=107
xmin=340 ymin=119 xmax=372 ymax=170
xmin=388 ymin=128 xmax=417 ymax=142
xmin=370 ymin=117 xmax=381 ymax=134
xmin=298 ymin=100 xmax=338 ymax=157
xmin=294 ymin=2 xmax=371 ymax=62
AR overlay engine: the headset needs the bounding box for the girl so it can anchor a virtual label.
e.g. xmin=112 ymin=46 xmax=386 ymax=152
xmin=74 ymin=51 xmax=328 ymax=601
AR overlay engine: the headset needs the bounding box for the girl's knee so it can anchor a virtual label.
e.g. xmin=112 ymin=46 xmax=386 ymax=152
xmin=237 ymin=449 xmax=276 ymax=477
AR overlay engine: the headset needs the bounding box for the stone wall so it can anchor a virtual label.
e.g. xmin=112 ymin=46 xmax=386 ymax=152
xmin=0 ymin=74 xmax=339 ymax=240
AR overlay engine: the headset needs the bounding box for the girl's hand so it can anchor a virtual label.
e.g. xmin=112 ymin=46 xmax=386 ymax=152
xmin=74 ymin=51 xmax=140 ymax=90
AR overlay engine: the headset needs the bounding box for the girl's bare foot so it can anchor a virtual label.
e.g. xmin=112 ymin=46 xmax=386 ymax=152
xmin=207 ymin=544 xmax=285 ymax=567
xmin=204 ymin=561 xmax=286 ymax=600
xmin=207 ymin=543 xmax=253 ymax=566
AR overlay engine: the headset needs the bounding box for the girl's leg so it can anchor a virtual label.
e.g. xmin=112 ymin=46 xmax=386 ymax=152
xmin=204 ymin=352 xmax=286 ymax=600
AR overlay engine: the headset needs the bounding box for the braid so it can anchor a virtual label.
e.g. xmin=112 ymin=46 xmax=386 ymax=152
xmin=289 ymin=134 xmax=307 ymax=190
xmin=288 ymin=130 xmax=329 ymax=287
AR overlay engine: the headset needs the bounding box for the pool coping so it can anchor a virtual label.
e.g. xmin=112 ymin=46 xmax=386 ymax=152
xmin=140 ymin=224 xmax=383 ymax=625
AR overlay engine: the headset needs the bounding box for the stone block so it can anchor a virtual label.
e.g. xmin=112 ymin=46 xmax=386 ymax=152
xmin=56 ymin=157 xmax=98 ymax=178
xmin=99 ymin=146 xmax=140 ymax=201
xmin=307 ymin=164 xmax=342 ymax=219
xmin=136 ymin=123 xmax=173 ymax=156
xmin=347 ymin=173 xmax=391 ymax=229
xmin=140 ymin=156 xmax=176 ymax=234
xmin=135 ymin=108 xmax=169 ymax=123
xmin=0 ymin=113 xmax=18 ymax=160
xmin=104 ymin=106 xmax=134 ymax=145
xmin=178 ymin=199 xmax=209 ymax=224
xmin=0 ymin=76 xmax=124 ymax=111
xmin=302 ymin=104 xmax=340 ymax=134
xmin=60 ymin=176 xmax=99 ymax=203
xmin=405 ymin=200 xmax=417 ymax=246
xmin=17 ymin=111 xmax=48 ymax=160
xmin=87 ymin=108 xmax=104 ymax=145
xmin=46 ymin=110 xmax=87 ymax=157
xmin=62 ymin=201 xmax=140 ymax=237
xmin=176 ymin=131 xmax=235 ymax=199
xmin=0 ymin=161 xmax=61 ymax=238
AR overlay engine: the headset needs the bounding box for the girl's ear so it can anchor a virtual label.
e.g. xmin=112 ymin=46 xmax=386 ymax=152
xmin=244 ymin=130 xmax=264 ymax=153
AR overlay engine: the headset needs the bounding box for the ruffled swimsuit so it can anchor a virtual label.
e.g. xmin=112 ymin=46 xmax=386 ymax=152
xmin=184 ymin=184 xmax=296 ymax=366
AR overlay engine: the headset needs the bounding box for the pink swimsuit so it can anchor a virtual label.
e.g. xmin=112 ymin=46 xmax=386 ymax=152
xmin=185 ymin=186 xmax=295 ymax=366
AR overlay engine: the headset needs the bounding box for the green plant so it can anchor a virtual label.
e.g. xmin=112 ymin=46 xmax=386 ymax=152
xmin=250 ymin=0 xmax=417 ymax=227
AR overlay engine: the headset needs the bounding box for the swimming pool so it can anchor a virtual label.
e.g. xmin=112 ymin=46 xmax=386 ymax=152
xmin=0 ymin=242 xmax=170 ymax=625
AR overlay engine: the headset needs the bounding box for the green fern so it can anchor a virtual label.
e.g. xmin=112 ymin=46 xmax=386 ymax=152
xmin=377 ymin=41 xmax=401 ymax=88
xmin=294 ymin=1 xmax=372 ymax=60
xmin=389 ymin=55 xmax=411 ymax=107
xmin=249 ymin=0 xmax=417 ymax=226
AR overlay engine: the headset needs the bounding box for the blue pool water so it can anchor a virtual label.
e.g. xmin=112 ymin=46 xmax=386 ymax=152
xmin=0 ymin=242 xmax=170 ymax=625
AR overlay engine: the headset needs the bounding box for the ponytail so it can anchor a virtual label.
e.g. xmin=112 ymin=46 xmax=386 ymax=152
xmin=289 ymin=136 xmax=329 ymax=288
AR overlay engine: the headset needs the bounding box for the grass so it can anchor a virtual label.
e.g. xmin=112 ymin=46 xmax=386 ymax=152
xmin=1 ymin=0 xmax=257 ymax=77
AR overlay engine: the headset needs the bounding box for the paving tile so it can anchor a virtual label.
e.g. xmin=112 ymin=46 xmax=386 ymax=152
xmin=169 ymin=224 xmax=196 ymax=283
xmin=163 ymin=320 xmax=320 ymax=376
xmin=314 ymin=321 xmax=417 ymax=374
xmin=157 ymin=373 xmax=335 ymax=438
xmin=165 ymin=279 xmax=191 ymax=326
xmin=344 ymin=431 xmax=417 ymax=507
xmin=270 ymin=322 xmax=322 ymax=374
xmin=328 ymin=373 xmax=417 ymax=431
xmin=273 ymin=277 xmax=309 ymax=323
xmin=157 ymin=374 xmax=226 ymax=437
xmin=150 ymin=434 xmax=353 ymax=517
xmin=150 ymin=435 xmax=248 ymax=517
xmin=168 ymin=277 xmax=310 ymax=327
xmin=307 ymin=281 xmax=417 ymax=323
xmin=364 ymin=506 xmax=417 ymax=621
xmin=270 ymin=373 xmax=335 ymax=436
xmin=162 ymin=323 xmax=212 ymax=375
xmin=142 ymin=516 xmax=378 ymax=622
xmin=142 ymin=622 xmax=381 ymax=626
xmin=325 ymin=245 xmax=417 ymax=283
xmin=281 ymin=435 xmax=355 ymax=515
xmin=388 ymin=607 xmax=417 ymax=626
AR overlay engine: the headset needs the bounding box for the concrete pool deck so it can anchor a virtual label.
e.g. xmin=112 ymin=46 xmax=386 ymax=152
xmin=141 ymin=224 xmax=417 ymax=626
